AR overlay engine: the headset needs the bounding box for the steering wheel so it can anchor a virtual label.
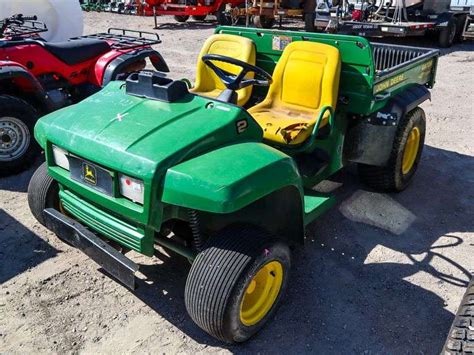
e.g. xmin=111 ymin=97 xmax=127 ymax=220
xmin=202 ymin=54 xmax=273 ymax=91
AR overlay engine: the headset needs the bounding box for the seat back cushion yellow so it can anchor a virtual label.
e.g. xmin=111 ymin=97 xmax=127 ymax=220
xmin=249 ymin=41 xmax=341 ymax=145
xmin=190 ymin=34 xmax=256 ymax=106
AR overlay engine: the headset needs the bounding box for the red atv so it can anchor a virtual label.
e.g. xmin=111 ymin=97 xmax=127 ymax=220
xmin=0 ymin=14 xmax=169 ymax=176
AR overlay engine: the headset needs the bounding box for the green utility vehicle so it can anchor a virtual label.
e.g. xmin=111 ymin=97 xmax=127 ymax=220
xmin=28 ymin=27 xmax=439 ymax=343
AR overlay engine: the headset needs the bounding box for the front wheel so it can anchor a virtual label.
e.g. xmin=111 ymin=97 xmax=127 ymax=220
xmin=0 ymin=95 xmax=40 ymax=177
xmin=185 ymin=226 xmax=291 ymax=343
xmin=358 ymin=107 xmax=426 ymax=192
xmin=28 ymin=162 xmax=60 ymax=226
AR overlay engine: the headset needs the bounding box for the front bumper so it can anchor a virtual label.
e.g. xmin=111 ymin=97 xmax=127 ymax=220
xmin=43 ymin=208 xmax=139 ymax=290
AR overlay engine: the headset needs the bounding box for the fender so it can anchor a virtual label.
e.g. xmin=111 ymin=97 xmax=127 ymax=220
xmin=161 ymin=142 xmax=303 ymax=214
xmin=0 ymin=61 xmax=53 ymax=112
xmin=435 ymin=12 xmax=455 ymax=28
xmin=345 ymin=84 xmax=430 ymax=166
xmin=99 ymin=49 xmax=170 ymax=86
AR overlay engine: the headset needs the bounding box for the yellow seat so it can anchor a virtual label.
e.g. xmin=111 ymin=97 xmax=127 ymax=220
xmin=248 ymin=41 xmax=341 ymax=146
xmin=190 ymin=34 xmax=256 ymax=107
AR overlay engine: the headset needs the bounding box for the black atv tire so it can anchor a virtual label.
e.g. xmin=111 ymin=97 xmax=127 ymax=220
xmin=442 ymin=276 xmax=474 ymax=354
xmin=253 ymin=15 xmax=275 ymax=29
xmin=358 ymin=107 xmax=426 ymax=192
xmin=0 ymin=95 xmax=40 ymax=177
xmin=185 ymin=225 xmax=291 ymax=343
xmin=28 ymin=162 xmax=60 ymax=226
xmin=174 ymin=15 xmax=190 ymax=22
xmin=191 ymin=15 xmax=207 ymax=21
xmin=438 ymin=17 xmax=458 ymax=48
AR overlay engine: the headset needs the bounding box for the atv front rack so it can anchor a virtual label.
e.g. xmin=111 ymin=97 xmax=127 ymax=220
xmin=73 ymin=28 xmax=161 ymax=50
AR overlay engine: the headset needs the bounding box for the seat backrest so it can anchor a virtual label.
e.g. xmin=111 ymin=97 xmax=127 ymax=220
xmin=266 ymin=41 xmax=341 ymax=116
xmin=193 ymin=34 xmax=256 ymax=103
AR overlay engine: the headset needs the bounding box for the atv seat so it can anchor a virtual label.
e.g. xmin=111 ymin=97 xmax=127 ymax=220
xmin=249 ymin=41 xmax=341 ymax=146
xmin=190 ymin=34 xmax=256 ymax=107
xmin=42 ymin=38 xmax=111 ymax=66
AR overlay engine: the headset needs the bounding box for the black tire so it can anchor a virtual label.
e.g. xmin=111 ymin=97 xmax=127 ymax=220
xmin=185 ymin=226 xmax=291 ymax=343
xmin=304 ymin=12 xmax=315 ymax=32
xmin=443 ymin=276 xmax=474 ymax=354
xmin=0 ymin=95 xmax=40 ymax=177
xmin=253 ymin=15 xmax=275 ymax=29
xmin=215 ymin=4 xmax=231 ymax=25
xmin=191 ymin=15 xmax=207 ymax=21
xmin=438 ymin=17 xmax=458 ymax=48
xmin=174 ymin=15 xmax=190 ymax=22
xmin=358 ymin=107 xmax=426 ymax=192
xmin=27 ymin=162 xmax=60 ymax=226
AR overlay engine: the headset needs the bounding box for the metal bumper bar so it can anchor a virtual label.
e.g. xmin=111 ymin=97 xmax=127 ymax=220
xmin=43 ymin=208 xmax=139 ymax=290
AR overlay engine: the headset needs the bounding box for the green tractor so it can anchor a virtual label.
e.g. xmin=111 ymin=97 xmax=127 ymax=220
xmin=28 ymin=27 xmax=439 ymax=343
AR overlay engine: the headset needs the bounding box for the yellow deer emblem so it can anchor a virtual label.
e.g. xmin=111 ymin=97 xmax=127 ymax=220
xmin=83 ymin=164 xmax=96 ymax=185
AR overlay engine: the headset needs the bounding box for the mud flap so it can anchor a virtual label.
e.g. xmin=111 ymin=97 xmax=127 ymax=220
xmin=43 ymin=208 xmax=139 ymax=290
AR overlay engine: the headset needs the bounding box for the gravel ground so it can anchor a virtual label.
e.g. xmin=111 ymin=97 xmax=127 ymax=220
xmin=0 ymin=12 xmax=473 ymax=354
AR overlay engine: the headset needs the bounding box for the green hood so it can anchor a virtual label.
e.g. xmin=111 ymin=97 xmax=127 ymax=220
xmin=35 ymin=81 xmax=262 ymax=180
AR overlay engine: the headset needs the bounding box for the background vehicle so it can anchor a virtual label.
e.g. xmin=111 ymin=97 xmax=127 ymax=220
xmin=0 ymin=15 xmax=169 ymax=176
xmin=28 ymin=27 xmax=439 ymax=343
xmin=311 ymin=0 xmax=474 ymax=47
xmin=145 ymin=0 xmax=245 ymax=24
xmin=443 ymin=275 xmax=474 ymax=353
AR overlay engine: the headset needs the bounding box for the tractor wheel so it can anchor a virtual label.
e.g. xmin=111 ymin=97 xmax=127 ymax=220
xmin=438 ymin=17 xmax=458 ymax=48
xmin=253 ymin=15 xmax=275 ymax=28
xmin=304 ymin=13 xmax=315 ymax=32
xmin=28 ymin=162 xmax=60 ymax=226
xmin=191 ymin=15 xmax=207 ymax=21
xmin=442 ymin=276 xmax=474 ymax=354
xmin=0 ymin=95 xmax=40 ymax=177
xmin=174 ymin=15 xmax=190 ymax=22
xmin=358 ymin=107 xmax=426 ymax=192
xmin=185 ymin=225 xmax=291 ymax=343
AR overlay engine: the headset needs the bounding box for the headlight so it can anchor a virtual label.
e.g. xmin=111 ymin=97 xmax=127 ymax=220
xmin=52 ymin=145 xmax=70 ymax=171
xmin=119 ymin=174 xmax=144 ymax=204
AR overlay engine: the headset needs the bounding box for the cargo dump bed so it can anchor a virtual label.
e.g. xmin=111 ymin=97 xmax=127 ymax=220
xmin=217 ymin=27 xmax=439 ymax=115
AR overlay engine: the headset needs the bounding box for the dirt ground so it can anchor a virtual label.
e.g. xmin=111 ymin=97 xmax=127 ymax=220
xmin=1 ymin=12 xmax=473 ymax=354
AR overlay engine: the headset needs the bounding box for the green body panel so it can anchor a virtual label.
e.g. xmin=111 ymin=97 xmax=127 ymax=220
xmin=34 ymin=28 xmax=439 ymax=256
xmin=162 ymin=142 xmax=303 ymax=213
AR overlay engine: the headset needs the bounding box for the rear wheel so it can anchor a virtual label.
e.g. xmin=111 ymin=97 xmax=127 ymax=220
xmin=0 ymin=95 xmax=40 ymax=177
xmin=438 ymin=17 xmax=458 ymax=48
xmin=28 ymin=162 xmax=60 ymax=226
xmin=174 ymin=15 xmax=190 ymax=22
xmin=185 ymin=225 xmax=291 ymax=343
xmin=358 ymin=107 xmax=426 ymax=192
xmin=191 ymin=15 xmax=207 ymax=21
xmin=253 ymin=15 xmax=275 ymax=28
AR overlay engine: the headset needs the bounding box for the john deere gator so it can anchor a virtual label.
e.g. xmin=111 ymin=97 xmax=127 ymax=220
xmin=28 ymin=27 xmax=439 ymax=343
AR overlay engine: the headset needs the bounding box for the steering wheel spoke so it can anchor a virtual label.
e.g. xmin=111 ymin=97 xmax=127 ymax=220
xmin=201 ymin=54 xmax=273 ymax=99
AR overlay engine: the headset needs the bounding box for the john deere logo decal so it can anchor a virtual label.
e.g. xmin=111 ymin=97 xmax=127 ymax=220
xmin=82 ymin=163 xmax=97 ymax=185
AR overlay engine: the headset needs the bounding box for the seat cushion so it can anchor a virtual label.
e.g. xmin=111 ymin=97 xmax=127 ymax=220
xmin=252 ymin=108 xmax=330 ymax=145
xmin=43 ymin=38 xmax=111 ymax=65
xmin=249 ymin=41 xmax=341 ymax=146
xmin=190 ymin=34 xmax=256 ymax=106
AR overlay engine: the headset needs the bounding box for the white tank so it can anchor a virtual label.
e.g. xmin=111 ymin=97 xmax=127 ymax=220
xmin=0 ymin=0 xmax=83 ymax=42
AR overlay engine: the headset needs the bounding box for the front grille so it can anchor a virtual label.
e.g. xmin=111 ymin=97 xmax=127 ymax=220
xmin=60 ymin=190 xmax=146 ymax=253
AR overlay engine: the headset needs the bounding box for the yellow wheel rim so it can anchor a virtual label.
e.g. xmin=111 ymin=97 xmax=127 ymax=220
xmin=402 ymin=126 xmax=421 ymax=175
xmin=240 ymin=261 xmax=284 ymax=326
